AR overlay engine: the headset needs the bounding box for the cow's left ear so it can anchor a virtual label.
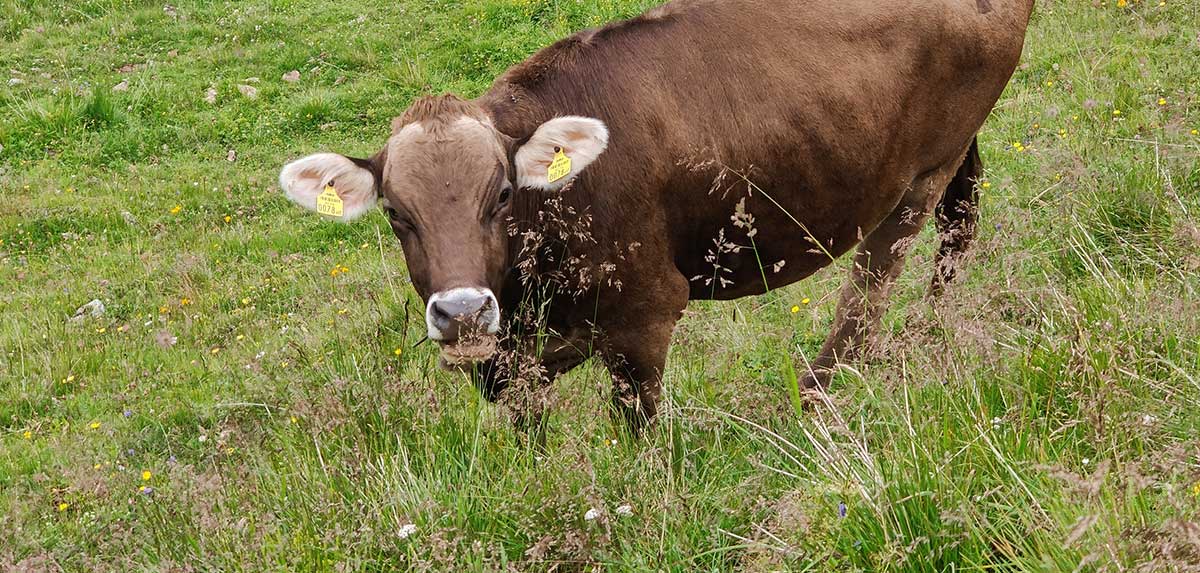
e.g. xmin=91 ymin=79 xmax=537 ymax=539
xmin=514 ymin=116 xmax=609 ymax=191
xmin=279 ymin=153 xmax=378 ymax=222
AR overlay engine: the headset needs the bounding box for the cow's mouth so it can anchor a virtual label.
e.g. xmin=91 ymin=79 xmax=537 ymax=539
xmin=437 ymin=332 xmax=499 ymax=370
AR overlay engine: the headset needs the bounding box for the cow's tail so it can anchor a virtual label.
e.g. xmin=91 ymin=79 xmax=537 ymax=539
xmin=930 ymin=136 xmax=982 ymax=296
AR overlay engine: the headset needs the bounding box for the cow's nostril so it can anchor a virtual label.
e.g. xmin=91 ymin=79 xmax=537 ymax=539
xmin=431 ymin=301 xmax=455 ymax=325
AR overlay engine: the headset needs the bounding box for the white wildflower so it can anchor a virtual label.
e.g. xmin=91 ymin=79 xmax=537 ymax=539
xmin=398 ymin=523 xmax=417 ymax=539
xmin=583 ymin=508 xmax=599 ymax=521
xmin=615 ymin=504 xmax=633 ymax=517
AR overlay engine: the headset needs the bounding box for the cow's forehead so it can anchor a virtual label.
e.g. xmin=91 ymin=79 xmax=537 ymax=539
xmin=383 ymin=116 xmax=505 ymax=198
xmin=387 ymin=116 xmax=500 ymax=157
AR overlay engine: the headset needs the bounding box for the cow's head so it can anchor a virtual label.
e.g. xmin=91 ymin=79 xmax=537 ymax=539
xmin=278 ymin=95 xmax=608 ymax=359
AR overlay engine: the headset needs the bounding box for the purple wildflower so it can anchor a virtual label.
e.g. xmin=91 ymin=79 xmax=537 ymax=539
xmin=838 ymin=502 xmax=847 ymax=518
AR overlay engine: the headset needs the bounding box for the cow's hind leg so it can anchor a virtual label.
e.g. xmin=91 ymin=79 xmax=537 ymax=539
xmin=801 ymin=151 xmax=969 ymax=390
xmin=931 ymin=137 xmax=983 ymax=296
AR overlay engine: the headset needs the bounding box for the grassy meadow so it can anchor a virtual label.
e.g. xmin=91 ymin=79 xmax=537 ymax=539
xmin=2 ymin=0 xmax=1200 ymax=570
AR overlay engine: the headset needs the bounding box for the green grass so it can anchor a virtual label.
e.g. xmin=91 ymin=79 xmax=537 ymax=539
xmin=2 ymin=0 xmax=1200 ymax=571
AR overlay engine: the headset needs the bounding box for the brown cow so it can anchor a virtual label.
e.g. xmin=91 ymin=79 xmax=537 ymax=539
xmin=279 ymin=0 xmax=1034 ymax=434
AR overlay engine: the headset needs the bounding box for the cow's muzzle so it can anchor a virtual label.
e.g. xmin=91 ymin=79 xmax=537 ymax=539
xmin=426 ymin=287 xmax=500 ymax=344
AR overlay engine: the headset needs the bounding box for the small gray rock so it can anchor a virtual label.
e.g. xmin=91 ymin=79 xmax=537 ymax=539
xmin=70 ymin=299 xmax=106 ymax=322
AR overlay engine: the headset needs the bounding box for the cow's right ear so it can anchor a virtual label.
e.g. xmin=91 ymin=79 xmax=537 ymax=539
xmin=279 ymin=153 xmax=378 ymax=222
xmin=514 ymin=116 xmax=608 ymax=191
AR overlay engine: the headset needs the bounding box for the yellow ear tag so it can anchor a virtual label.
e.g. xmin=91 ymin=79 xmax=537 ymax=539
xmin=547 ymin=148 xmax=572 ymax=184
xmin=316 ymin=183 xmax=344 ymax=217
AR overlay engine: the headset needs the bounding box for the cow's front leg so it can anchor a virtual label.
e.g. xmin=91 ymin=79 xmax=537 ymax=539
xmin=472 ymin=339 xmax=590 ymax=447
xmin=599 ymin=274 xmax=688 ymax=435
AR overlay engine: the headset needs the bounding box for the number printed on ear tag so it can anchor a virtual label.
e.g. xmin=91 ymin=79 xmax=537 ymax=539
xmin=547 ymin=148 xmax=572 ymax=184
xmin=317 ymin=184 xmax=344 ymax=217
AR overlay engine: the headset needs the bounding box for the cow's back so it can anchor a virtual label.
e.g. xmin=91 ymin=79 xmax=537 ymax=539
xmin=483 ymin=0 xmax=1033 ymax=300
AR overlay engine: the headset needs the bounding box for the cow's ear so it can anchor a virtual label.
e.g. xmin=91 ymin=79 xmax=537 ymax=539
xmin=279 ymin=153 xmax=378 ymax=222
xmin=514 ymin=116 xmax=608 ymax=191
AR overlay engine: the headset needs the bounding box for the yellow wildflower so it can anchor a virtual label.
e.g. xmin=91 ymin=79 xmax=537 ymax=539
xmin=241 ymin=297 xmax=250 ymax=305
xmin=89 ymin=421 xmax=101 ymax=430
xmin=57 ymin=502 xmax=69 ymax=512
xmin=393 ymin=348 xmax=403 ymax=356
xmin=170 ymin=205 xmax=182 ymax=215
xmin=802 ymin=298 xmax=812 ymax=305
xmin=1157 ymin=98 xmax=1167 ymax=106
xmin=180 ymin=297 xmax=192 ymax=306
xmin=790 ymin=305 xmax=801 ymax=314
xmin=223 ymin=215 xmax=232 ymax=223
xmin=1117 ymin=0 xmax=1127 ymax=7
xmin=328 ymin=264 xmax=351 ymax=278
xmin=23 ymin=430 xmax=31 ymax=439
xmin=210 ymin=347 xmax=220 ymax=355
xmin=142 ymin=470 xmax=152 ymax=481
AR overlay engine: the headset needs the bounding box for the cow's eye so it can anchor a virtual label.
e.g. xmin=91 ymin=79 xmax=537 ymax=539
xmin=497 ymin=185 xmax=513 ymax=208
